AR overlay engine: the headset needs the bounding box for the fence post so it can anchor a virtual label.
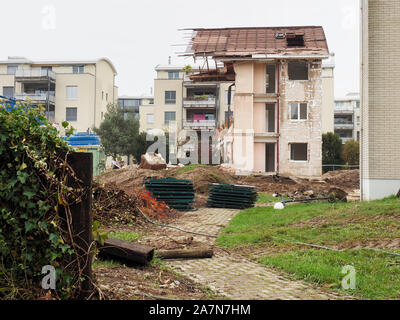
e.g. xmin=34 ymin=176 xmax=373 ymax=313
xmin=60 ymin=152 xmax=93 ymax=299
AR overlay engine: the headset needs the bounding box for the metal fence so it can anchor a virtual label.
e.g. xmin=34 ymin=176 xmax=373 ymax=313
xmin=322 ymin=164 xmax=359 ymax=173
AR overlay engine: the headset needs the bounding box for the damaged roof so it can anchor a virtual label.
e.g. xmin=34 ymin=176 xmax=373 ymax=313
xmin=186 ymin=26 xmax=329 ymax=58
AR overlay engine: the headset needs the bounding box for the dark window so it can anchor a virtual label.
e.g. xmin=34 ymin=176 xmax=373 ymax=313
xmin=225 ymin=111 xmax=233 ymax=123
xmin=73 ymin=65 xmax=84 ymax=74
xmin=266 ymin=64 xmax=276 ymax=93
xmin=357 ymin=131 xmax=360 ymax=141
xmin=3 ymin=86 xmax=14 ymax=98
xmin=66 ymin=107 xmax=77 ymax=122
xmin=288 ymin=61 xmax=309 ymax=80
xmin=290 ymin=103 xmax=307 ymax=120
xmin=165 ymin=91 xmax=176 ymax=104
xmin=41 ymin=66 xmax=53 ymax=71
xmin=164 ymin=111 xmax=176 ymax=124
xmin=290 ymin=143 xmax=308 ymax=161
xmin=286 ymin=33 xmax=305 ymax=47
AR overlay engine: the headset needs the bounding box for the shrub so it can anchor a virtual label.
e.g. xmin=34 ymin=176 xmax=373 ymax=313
xmin=0 ymin=101 xmax=87 ymax=299
xmin=342 ymin=140 xmax=360 ymax=165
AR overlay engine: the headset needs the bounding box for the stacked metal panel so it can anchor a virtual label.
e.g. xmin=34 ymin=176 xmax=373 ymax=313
xmin=207 ymin=184 xmax=258 ymax=209
xmin=144 ymin=177 xmax=195 ymax=211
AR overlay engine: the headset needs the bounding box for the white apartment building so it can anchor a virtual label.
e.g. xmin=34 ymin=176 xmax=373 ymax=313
xmin=138 ymin=64 xmax=235 ymax=135
xmin=334 ymin=93 xmax=361 ymax=143
xmin=0 ymin=56 xmax=118 ymax=132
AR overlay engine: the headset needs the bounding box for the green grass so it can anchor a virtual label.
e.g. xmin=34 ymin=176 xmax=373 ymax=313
xmin=108 ymin=231 xmax=141 ymax=242
xmin=257 ymin=193 xmax=289 ymax=204
xmin=217 ymin=196 xmax=400 ymax=299
xmin=93 ymin=259 xmax=123 ymax=268
xmin=177 ymin=164 xmax=208 ymax=174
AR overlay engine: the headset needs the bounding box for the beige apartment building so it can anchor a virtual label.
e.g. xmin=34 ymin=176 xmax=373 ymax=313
xmin=334 ymin=93 xmax=361 ymax=143
xmin=0 ymin=56 xmax=118 ymax=132
xmin=139 ymin=64 xmax=235 ymax=134
xmin=185 ymin=26 xmax=330 ymax=178
xmin=361 ymin=0 xmax=400 ymax=200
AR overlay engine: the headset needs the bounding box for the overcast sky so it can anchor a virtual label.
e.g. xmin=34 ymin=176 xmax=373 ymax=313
xmin=3 ymin=0 xmax=359 ymax=98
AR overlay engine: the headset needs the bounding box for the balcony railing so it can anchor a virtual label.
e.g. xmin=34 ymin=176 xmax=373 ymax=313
xmin=183 ymin=97 xmax=216 ymax=108
xmin=15 ymin=93 xmax=55 ymax=104
xmin=334 ymin=106 xmax=354 ymax=114
xmin=15 ymin=69 xmax=56 ymax=80
xmin=183 ymin=120 xmax=216 ymax=129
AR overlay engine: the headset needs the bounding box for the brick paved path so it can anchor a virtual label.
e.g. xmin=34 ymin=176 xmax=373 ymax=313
xmin=154 ymin=208 xmax=342 ymax=300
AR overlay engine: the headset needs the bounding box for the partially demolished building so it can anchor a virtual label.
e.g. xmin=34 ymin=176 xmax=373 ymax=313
xmin=184 ymin=26 xmax=330 ymax=178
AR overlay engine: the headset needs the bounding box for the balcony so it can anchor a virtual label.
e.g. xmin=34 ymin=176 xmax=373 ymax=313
xmin=15 ymin=69 xmax=56 ymax=82
xmin=15 ymin=93 xmax=55 ymax=104
xmin=334 ymin=106 xmax=354 ymax=114
xmin=183 ymin=120 xmax=216 ymax=129
xmin=334 ymin=121 xmax=354 ymax=130
xmin=340 ymin=137 xmax=354 ymax=144
xmin=183 ymin=97 xmax=216 ymax=108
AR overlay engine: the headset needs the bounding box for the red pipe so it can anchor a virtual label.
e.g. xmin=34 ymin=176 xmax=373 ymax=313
xmin=276 ymin=61 xmax=281 ymax=175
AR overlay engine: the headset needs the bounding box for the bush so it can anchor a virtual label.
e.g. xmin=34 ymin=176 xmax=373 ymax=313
xmin=322 ymin=132 xmax=343 ymax=172
xmin=342 ymin=140 xmax=360 ymax=165
xmin=0 ymin=101 xmax=87 ymax=299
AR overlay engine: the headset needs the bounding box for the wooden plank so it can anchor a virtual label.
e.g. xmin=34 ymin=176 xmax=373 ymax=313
xmin=157 ymin=248 xmax=213 ymax=260
xmin=98 ymin=238 xmax=154 ymax=265
xmin=59 ymin=152 xmax=93 ymax=299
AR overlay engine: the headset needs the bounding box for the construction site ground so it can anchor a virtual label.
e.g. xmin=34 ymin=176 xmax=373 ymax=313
xmin=94 ymin=166 xmax=362 ymax=300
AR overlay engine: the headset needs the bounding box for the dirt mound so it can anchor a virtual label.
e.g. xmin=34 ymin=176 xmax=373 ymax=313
xmin=168 ymin=166 xmax=236 ymax=194
xmin=322 ymin=170 xmax=360 ymax=190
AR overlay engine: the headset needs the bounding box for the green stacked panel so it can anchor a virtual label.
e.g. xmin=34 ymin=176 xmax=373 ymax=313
xmin=207 ymin=183 xmax=258 ymax=209
xmin=144 ymin=177 xmax=195 ymax=211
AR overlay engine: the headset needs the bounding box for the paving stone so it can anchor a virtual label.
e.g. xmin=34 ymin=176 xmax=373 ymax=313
xmin=151 ymin=208 xmax=344 ymax=300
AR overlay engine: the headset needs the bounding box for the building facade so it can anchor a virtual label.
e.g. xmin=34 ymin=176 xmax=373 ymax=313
xmin=139 ymin=64 xmax=235 ymax=134
xmin=361 ymin=0 xmax=400 ymax=200
xmin=334 ymin=93 xmax=361 ymax=143
xmin=0 ymin=56 xmax=118 ymax=132
xmin=186 ymin=27 xmax=330 ymax=178
xmin=118 ymin=95 xmax=154 ymax=122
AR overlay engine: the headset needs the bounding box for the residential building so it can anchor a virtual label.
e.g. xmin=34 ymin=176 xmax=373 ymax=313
xmin=321 ymin=54 xmax=335 ymax=134
xmin=334 ymin=93 xmax=361 ymax=143
xmin=118 ymin=95 xmax=154 ymax=121
xmin=139 ymin=64 xmax=235 ymax=134
xmin=185 ymin=26 xmax=330 ymax=178
xmin=361 ymin=0 xmax=400 ymax=200
xmin=0 ymin=56 xmax=118 ymax=132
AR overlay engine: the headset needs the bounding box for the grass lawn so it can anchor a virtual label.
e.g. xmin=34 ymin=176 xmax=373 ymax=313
xmin=217 ymin=196 xmax=400 ymax=299
xmin=257 ymin=193 xmax=289 ymax=204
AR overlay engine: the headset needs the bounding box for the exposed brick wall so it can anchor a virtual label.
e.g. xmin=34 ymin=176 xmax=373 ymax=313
xmin=279 ymin=61 xmax=323 ymax=178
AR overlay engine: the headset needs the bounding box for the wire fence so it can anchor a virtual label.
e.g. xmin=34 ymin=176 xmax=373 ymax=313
xmin=322 ymin=164 xmax=359 ymax=173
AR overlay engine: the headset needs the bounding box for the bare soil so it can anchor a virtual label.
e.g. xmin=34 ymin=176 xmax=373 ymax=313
xmin=95 ymin=263 xmax=220 ymax=300
xmin=96 ymin=166 xmax=360 ymax=203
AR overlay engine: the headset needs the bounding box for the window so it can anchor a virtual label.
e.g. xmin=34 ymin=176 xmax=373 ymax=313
xmin=357 ymin=116 xmax=360 ymax=125
xmin=149 ymin=99 xmax=154 ymax=104
xmin=41 ymin=66 xmax=52 ymax=71
xmin=356 ymin=101 xmax=360 ymax=108
xmin=266 ymin=64 xmax=276 ymax=93
xmin=66 ymin=107 xmax=77 ymax=122
xmin=336 ymin=102 xmax=344 ymax=107
xmin=168 ymin=71 xmax=179 ymax=79
xmin=66 ymin=86 xmax=78 ymax=100
xmin=165 ymin=91 xmax=176 ymax=104
xmin=290 ymin=103 xmax=308 ymax=120
xmin=73 ymin=65 xmax=84 ymax=74
xmin=7 ymin=64 xmax=17 ymax=75
xmin=286 ymin=34 xmax=305 ymax=47
xmin=357 ymin=131 xmax=360 ymax=141
xmin=3 ymin=86 xmax=14 ymax=98
xmin=290 ymin=143 xmax=308 ymax=161
xmin=147 ymin=113 xmax=154 ymax=124
xmin=225 ymin=90 xmax=235 ymax=105
xmin=164 ymin=111 xmax=176 ymax=124
xmin=288 ymin=61 xmax=308 ymax=80
xmin=106 ymin=93 xmax=108 ymax=102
